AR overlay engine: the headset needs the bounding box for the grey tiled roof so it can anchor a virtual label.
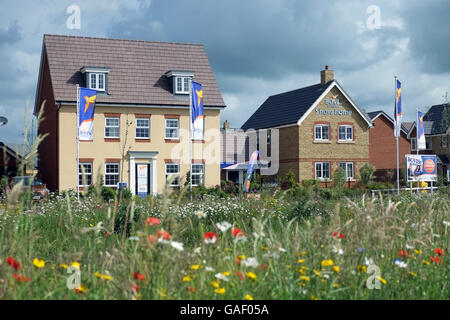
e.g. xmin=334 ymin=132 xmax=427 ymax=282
xmin=422 ymin=103 xmax=450 ymax=134
xmin=241 ymin=81 xmax=333 ymax=130
xmin=42 ymin=34 xmax=225 ymax=107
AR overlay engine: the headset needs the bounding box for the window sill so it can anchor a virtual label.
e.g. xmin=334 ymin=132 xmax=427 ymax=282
xmin=165 ymin=139 xmax=180 ymax=143
xmin=135 ymin=139 xmax=151 ymax=143
xmin=80 ymin=140 xmax=93 ymax=142
xmin=337 ymin=140 xmax=355 ymax=144
xmin=104 ymin=138 xmax=120 ymax=142
xmin=313 ymin=140 xmax=331 ymax=144
xmin=192 ymin=140 xmax=205 ymax=143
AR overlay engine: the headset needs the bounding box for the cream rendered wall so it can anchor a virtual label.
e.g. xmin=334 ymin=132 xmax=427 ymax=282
xmin=58 ymin=105 xmax=221 ymax=194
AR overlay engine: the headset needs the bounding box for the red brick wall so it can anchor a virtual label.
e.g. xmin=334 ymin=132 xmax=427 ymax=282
xmin=37 ymin=46 xmax=59 ymax=191
xmin=369 ymin=115 xmax=411 ymax=180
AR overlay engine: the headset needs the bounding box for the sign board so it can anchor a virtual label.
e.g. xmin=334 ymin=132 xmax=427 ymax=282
xmin=137 ymin=164 xmax=148 ymax=198
xmin=405 ymin=154 xmax=437 ymax=182
xmin=118 ymin=182 xmax=128 ymax=189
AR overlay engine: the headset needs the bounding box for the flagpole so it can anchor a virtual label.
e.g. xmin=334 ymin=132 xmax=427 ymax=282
xmin=189 ymin=78 xmax=193 ymax=200
xmin=395 ymin=76 xmax=400 ymax=195
xmin=76 ymin=84 xmax=80 ymax=201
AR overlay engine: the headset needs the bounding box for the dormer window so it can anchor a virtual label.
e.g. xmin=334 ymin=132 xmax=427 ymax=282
xmin=165 ymin=70 xmax=194 ymax=95
xmin=81 ymin=66 xmax=110 ymax=93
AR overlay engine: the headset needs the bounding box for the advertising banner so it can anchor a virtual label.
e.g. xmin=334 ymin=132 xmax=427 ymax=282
xmin=137 ymin=164 xmax=148 ymax=198
xmin=406 ymin=154 xmax=437 ymax=182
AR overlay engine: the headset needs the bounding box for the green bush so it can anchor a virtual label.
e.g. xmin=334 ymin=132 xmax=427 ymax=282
xmin=221 ymin=180 xmax=239 ymax=195
xmin=282 ymin=170 xmax=298 ymax=189
xmin=333 ymin=167 xmax=346 ymax=189
xmin=366 ymin=182 xmax=394 ymax=190
xmin=119 ymin=188 xmax=132 ymax=200
xmin=101 ymin=187 xmax=117 ymax=202
xmin=114 ymin=201 xmax=143 ymax=236
xmin=359 ymin=163 xmax=376 ymax=186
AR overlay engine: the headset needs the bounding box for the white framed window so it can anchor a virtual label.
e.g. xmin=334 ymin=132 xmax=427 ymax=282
xmin=442 ymin=136 xmax=448 ymax=148
xmin=338 ymin=125 xmax=353 ymax=141
xmin=105 ymin=163 xmax=119 ymax=186
xmin=425 ymin=136 xmax=432 ymax=150
xmin=89 ymin=73 xmax=106 ymax=91
xmin=175 ymin=76 xmax=190 ymax=94
xmin=105 ymin=117 xmax=120 ymax=138
xmin=411 ymin=138 xmax=417 ymax=151
xmin=165 ymin=163 xmax=180 ymax=186
xmin=136 ymin=118 xmax=150 ymax=139
xmin=78 ymin=163 xmax=92 ymax=186
xmin=339 ymin=162 xmax=354 ymax=180
xmin=314 ymin=125 xmax=330 ymax=141
xmin=315 ymin=162 xmax=330 ymax=179
xmin=165 ymin=119 xmax=179 ymax=139
xmin=191 ymin=164 xmax=204 ymax=186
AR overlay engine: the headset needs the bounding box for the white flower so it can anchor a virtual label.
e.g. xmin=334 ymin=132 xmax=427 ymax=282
xmin=158 ymin=238 xmax=170 ymax=244
xmin=234 ymin=236 xmax=247 ymax=243
xmin=278 ymin=247 xmax=286 ymax=253
xmin=195 ymin=210 xmax=207 ymax=218
xmin=205 ymin=266 xmax=215 ymax=272
xmin=241 ymin=257 xmax=259 ymax=268
xmin=443 ymin=221 xmax=450 ymax=227
xmin=170 ymin=241 xmax=184 ymax=251
xmin=193 ymin=247 xmax=201 ymax=254
xmin=394 ymin=260 xmax=408 ymax=268
xmin=263 ymin=252 xmax=280 ymax=259
xmin=405 ymin=244 xmax=414 ymax=249
xmin=204 ymin=237 xmax=217 ymax=244
xmin=215 ymin=273 xmax=230 ymax=282
xmin=253 ymin=232 xmax=266 ymax=239
xmin=216 ymin=221 xmax=232 ymax=232
xmin=127 ymin=236 xmax=140 ymax=241
xmin=323 ymin=274 xmax=330 ymax=279
xmin=332 ymin=246 xmax=344 ymax=255
xmin=364 ymin=257 xmax=374 ymax=266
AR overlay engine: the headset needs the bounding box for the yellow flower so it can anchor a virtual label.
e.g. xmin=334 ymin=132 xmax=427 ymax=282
xmin=89 ymin=224 xmax=93 ymax=227
xmin=33 ymin=258 xmax=45 ymax=268
xmin=136 ymin=231 xmax=144 ymax=237
xmin=310 ymin=295 xmax=319 ymax=300
xmin=190 ymin=265 xmax=202 ymax=270
xmin=211 ymin=281 xmax=220 ymax=288
xmin=215 ymin=288 xmax=226 ymax=294
xmin=60 ymin=264 xmax=69 ymax=269
xmin=76 ymin=284 xmax=88 ymax=293
xmin=321 ymin=259 xmax=334 ymax=267
xmin=414 ymin=249 xmax=422 ymax=255
xmin=376 ymin=276 xmax=387 ymax=284
xmin=332 ymin=266 xmax=340 ymax=273
xmin=422 ymin=260 xmax=430 ymax=265
xmin=70 ymin=262 xmax=80 ymax=269
xmin=313 ymin=269 xmax=322 ymax=277
xmin=237 ymin=255 xmax=246 ymax=260
xmin=183 ymin=275 xmax=193 ymax=282
xmin=94 ymin=272 xmax=113 ymax=281
xmin=221 ymin=271 xmax=230 ymax=276
xmin=333 ymin=283 xmax=340 ymax=288
xmin=297 ymin=251 xmax=307 ymax=256
xmin=246 ymin=271 xmax=257 ymax=281
xmin=409 ymin=272 xmax=417 ymax=277
xmin=357 ymin=265 xmax=367 ymax=273
xmin=261 ymin=246 xmax=269 ymax=251
xmin=224 ymin=247 xmax=233 ymax=252
xmin=245 ymin=294 xmax=254 ymax=300
xmin=299 ymin=276 xmax=310 ymax=282
xmin=298 ymin=259 xmax=305 ymax=264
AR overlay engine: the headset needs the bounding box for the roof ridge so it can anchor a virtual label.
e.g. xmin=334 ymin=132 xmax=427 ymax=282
xmin=43 ymin=34 xmax=204 ymax=47
xmin=267 ymin=81 xmax=332 ymax=99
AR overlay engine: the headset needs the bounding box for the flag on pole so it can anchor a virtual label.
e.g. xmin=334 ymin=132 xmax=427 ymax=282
xmin=78 ymin=87 xmax=97 ymax=141
xmin=394 ymin=79 xmax=402 ymax=137
xmin=243 ymin=150 xmax=259 ymax=192
xmin=417 ymin=110 xmax=426 ymax=150
xmin=191 ymin=81 xmax=204 ymax=140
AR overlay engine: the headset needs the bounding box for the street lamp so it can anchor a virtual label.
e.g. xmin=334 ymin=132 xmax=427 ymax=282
xmin=0 ymin=116 xmax=7 ymax=126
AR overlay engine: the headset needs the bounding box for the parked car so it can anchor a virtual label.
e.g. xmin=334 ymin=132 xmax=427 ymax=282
xmin=11 ymin=176 xmax=49 ymax=200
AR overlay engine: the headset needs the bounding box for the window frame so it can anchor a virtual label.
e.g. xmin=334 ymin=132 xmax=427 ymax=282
xmin=442 ymin=135 xmax=448 ymax=148
xmin=425 ymin=136 xmax=432 ymax=150
xmin=89 ymin=72 xmax=106 ymax=92
xmin=315 ymin=162 xmax=330 ymax=180
xmin=165 ymin=163 xmax=180 ymax=187
xmin=314 ymin=124 xmax=330 ymax=141
xmin=165 ymin=118 xmax=179 ymax=139
xmin=191 ymin=164 xmax=205 ymax=186
xmin=339 ymin=162 xmax=354 ymax=180
xmin=78 ymin=162 xmax=93 ymax=187
xmin=174 ymin=76 xmax=190 ymax=94
xmin=104 ymin=162 xmax=120 ymax=187
xmin=105 ymin=117 xmax=120 ymax=138
xmin=135 ymin=118 xmax=150 ymax=139
xmin=338 ymin=125 xmax=353 ymax=141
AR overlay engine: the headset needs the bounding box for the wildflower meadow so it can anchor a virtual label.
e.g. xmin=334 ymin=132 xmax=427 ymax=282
xmin=1 ymin=184 xmax=449 ymax=300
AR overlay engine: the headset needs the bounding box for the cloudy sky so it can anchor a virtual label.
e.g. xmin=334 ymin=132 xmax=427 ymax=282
xmin=0 ymin=0 xmax=449 ymax=143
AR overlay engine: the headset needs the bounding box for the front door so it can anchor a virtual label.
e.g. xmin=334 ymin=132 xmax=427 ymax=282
xmin=135 ymin=163 xmax=151 ymax=198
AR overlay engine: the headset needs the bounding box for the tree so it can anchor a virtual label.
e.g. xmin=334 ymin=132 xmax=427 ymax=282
xmin=359 ymin=163 xmax=376 ymax=186
xmin=333 ymin=167 xmax=346 ymax=189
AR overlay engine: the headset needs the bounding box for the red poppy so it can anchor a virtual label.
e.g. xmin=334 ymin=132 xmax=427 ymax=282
xmin=157 ymin=230 xmax=171 ymax=240
xmin=188 ymin=287 xmax=196 ymax=293
xmin=231 ymin=227 xmax=245 ymax=237
xmin=431 ymin=256 xmax=443 ymax=264
xmin=332 ymin=232 xmax=344 ymax=239
xmin=13 ymin=273 xmax=30 ymax=282
xmin=145 ymin=217 xmax=160 ymax=226
xmin=398 ymin=250 xmax=409 ymax=258
xmin=234 ymin=271 xmax=245 ymax=280
xmin=7 ymin=256 xmax=21 ymax=271
xmin=103 ymin=232 xmax=111 ymax=237
xmin=203 ymin=232 xmax=218 ymax=244
xmin=133 ymin=272 xmax=146 ymax=281
xmin=434 ymin=248 xmax=445 ymax=256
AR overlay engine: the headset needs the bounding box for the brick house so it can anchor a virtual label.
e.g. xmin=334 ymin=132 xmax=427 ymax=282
xmin=241 ymin=66 xmax=373 ymax=186
xmin=34 ymin=34 xmax=226 ymax=194
xmin=406 ymin=103 xmax=450 ymax=180
xmin=367 ymin=110 xmax=411 ymax=182
xmin=0 ymin=142 xmax=22 ymax=177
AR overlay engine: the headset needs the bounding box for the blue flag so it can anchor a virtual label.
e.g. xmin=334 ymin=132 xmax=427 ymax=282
xmin=417 ymin=110 xmax=426 ymax=150
xmin=394 ymin=79 xmax=402 ymax=137
xmin=191 ymin=81 xmax=204 ymax=140
xmin=243 ymin=151 xmax=259 ymax=192
xmin=78 ymin=87 xmax=97 ymax=141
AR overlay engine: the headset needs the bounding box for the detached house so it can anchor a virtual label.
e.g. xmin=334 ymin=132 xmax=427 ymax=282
xmin=34 ymin=34 xmax=226 ymax=195
xmin=241 ymin=66 xmax=373 ymax=185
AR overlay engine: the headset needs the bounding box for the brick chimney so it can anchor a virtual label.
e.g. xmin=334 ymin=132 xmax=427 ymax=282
xmin=223 ymin=120 xmax=230 ymax=130
xmin=320 ymin=65 xmax=334 ymax=85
